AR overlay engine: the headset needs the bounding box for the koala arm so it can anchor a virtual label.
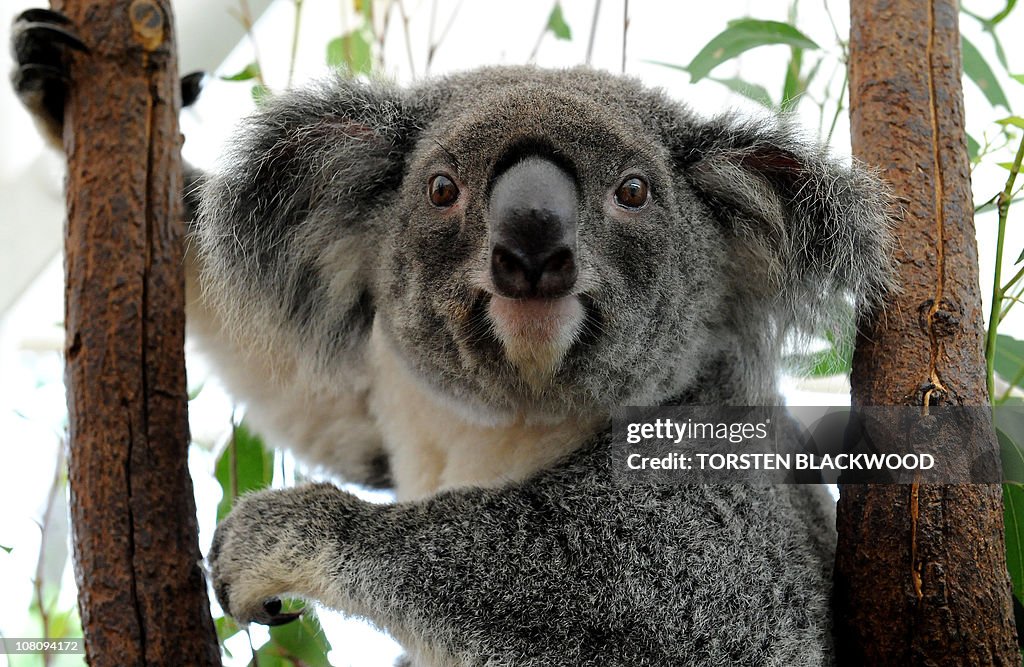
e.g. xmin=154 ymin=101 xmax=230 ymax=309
xmin=210 ymin=440 xmax=835 ymax=666
xmin=11 ymin=10 xmax=393 ymax=484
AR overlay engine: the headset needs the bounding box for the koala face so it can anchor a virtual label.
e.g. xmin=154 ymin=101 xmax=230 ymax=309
xmin=199 ymin=66 xmax=891 ymax=426
xmin=376 ymin=72 xmax=726 ymax=420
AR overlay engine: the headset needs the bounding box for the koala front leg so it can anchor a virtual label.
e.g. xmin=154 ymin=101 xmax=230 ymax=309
xmin=210 ymin=449 xmax=835 ymax=666
xmin=209 ymin=452 xmax=624 ymax=666
xmin=208 ymin=484 xmax=357 ymax=625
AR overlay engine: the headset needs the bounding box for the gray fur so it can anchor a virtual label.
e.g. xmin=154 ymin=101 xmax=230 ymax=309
xmin=200 ymin=66 xmax=893 ymax=666
xmin=210 ymin=440 xmax=838 ymax=666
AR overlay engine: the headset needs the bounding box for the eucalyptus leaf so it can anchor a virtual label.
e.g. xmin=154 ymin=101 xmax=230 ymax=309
xmin=266 ymin=612 xmax=333 ymax=667
xmin=1013 ymin=74 xmax=1024 ymax=85
xmin=967 ymin=132 xmax=981 ymax=161
xmin=808 ymin=344 xmax=852 ymax=377
xmin=997 ymin=401 xmax=1024 ymax=482
xmin=221 ymin=62 xmax=261 ymax=82
xmin=251 ymin=84 xmax=272 ymax=107
xmin=215 ymin=423 xmax=275 ymax=522
xmin=686 ymin=19 xmax=819 ymax=83
xmin=995 ymin=334 xmax=1024 ymax=392
xmin=327 ymin=30 xmax=373 ymax=75
xmin=976 ymin=195 xmax=1023 ymax=214
xmin=188 ymin=381 xmax=205 ymax=401
xmin=997 ymin=116 xmax=1024 ymax=130
xmin=546 ymin=3 xmax=572 ymax=41
xmin=992 ymin=33 xmax=1010 ymax=71
xmin=962 ymin=35 xmax=1010 ymax=110
xmin=708 ymin=77 xmax=775 ymax=107
xmin=646 ymin=62 xmax=777 ymax=108
xmin=781 ymin=45 xmax=803 ymax=110
xmin=216 ymin=616 xmax=241 ymax=642
xmin=250 ymin=644 xmax=288 ymax=667
xmin=0 ymin=544 xmax=11 ymax=554
xmin=1003 ymin=483 xmax=1024 ymax=603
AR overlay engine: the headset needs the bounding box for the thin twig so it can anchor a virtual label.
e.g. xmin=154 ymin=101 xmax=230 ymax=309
xmin=425 ymin=0 xmax=438 ymax=74
xmin=287 ymin=0 xmax=304 ymax=88
xmin=426 ymin=0 xmax=462 ymax=75
xmin=997 ymin=361 xmax=1024 ymax=403
xmin=230 ymin=409 xmax=239 ymax=501
xmin=32 ymin=441 xmax=66 ymax=665
xmin=528 ymin=2 xmax=560 ymax=63
xmin=998 ymin=277 xmax=1024 ymax=322
xmin=586 ymin=0 xmax=602 ymax=66
xmin=397 ymin=0 xmax=418 ymax=77
xmin=376 ymin=0 xmax=395 ymax=72
xmin=822 ymin=0 xmax=845 ymax=51
xmin=985 ymin=134 xmax=1024 ymax=396
xmin=825 ymin=68 xmax=847 ymax=144
xmin=1004 ymin=263 xmax=1024 ymax=294
xmin=230 ymin=0 xmax=267 ymax=86
xmin=621 ymin=0 xmax=629 ymax=73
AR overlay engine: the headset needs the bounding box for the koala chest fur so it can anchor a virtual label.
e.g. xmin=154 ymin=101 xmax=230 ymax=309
xmin=366 ymin=318 xmax=604 ymax=500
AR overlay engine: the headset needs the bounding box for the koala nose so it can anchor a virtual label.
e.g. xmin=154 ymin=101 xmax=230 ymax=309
xmin=489 ymin=156 xmax=578 ymax=299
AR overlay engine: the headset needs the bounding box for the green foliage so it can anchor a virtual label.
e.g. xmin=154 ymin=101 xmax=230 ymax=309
xmin=1004 ymin=483 xmax=1024 ymax=603
xmin=213 ymin=426 xmax=334 ymax=664
xmin=326 ymin=30 xmax=373 ymax=75
xmin=252 ymin=613 xmax=334 ymax=667
xmin=0 ymin=544 xmax=11 ymax=554
xmin=963 ymin=35 xmax=1010 ymax=110
xmin=995 ymin=334 xmax=1024 ymax=397
xmin=251 ymin=83 xmax=272 ymax=106
xmin=684 ymin=19 xmax=818 ymax=83
xmin=968 ymin=133 xmax=982 ymax=162
xmin=216 ymin=615 xmax=241 ymax=643
xmin=709 ymin=77 xmax=774 ymax=107
xmin=222 ymin=62 xmax=262 ymax=82
xmin=546 ymin=3 xmax=572 ymax=41
xmin=215 ymin=422 xmax=275 ymax=522
xmin=785 ymin=329 xmax=854 ymax=379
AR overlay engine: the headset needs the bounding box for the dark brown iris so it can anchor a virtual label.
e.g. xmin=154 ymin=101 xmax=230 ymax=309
xmin=429 ymin=174 xmax=460 ymax=208
xmin=615 ymin=176 xmax=649 ymax=209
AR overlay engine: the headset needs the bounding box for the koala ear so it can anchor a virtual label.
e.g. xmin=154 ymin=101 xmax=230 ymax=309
xmin=197 ymin=77 xmax=423 ymax=363
xmin=678 ymin=114 xmax=895 ymax=332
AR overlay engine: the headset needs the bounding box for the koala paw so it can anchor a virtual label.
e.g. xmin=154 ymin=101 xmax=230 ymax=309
xmin=209 ymin=484 xmax=342 ymax=626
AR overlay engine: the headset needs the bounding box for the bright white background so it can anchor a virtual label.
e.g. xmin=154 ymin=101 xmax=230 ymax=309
xmin=1 ymin=1 xmax=1022 ymax=665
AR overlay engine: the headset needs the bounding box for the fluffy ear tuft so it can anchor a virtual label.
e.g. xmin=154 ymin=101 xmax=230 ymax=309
xmin=196 ymin=76 xmax=422 ymax=367
xmin=680 ymin=114 xmax=896 ymax=336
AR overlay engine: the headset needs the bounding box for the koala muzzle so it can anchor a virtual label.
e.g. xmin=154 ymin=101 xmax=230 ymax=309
xmin=489 ymin=156 xmax=578 ymax=299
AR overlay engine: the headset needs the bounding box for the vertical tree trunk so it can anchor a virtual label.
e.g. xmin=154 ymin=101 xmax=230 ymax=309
xmin=56 ymin=0 xmax=220 ymax=664
xmin=835 ymin=1 xmax=1019 ymax=664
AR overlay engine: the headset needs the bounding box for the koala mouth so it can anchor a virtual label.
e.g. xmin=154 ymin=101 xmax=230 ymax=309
xmin=486 ymin=294 xmax=586 ymax=388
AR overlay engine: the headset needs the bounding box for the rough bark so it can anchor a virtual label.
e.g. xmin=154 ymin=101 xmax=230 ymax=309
xmin=56 ymin=0 xmax=220 ymax=664
xmin=835 ymin=1 xmax=1019 ymax=664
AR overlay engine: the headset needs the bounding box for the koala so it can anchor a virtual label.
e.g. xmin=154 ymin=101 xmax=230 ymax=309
xmin=13 ymin=8 xmax=894 ymax=666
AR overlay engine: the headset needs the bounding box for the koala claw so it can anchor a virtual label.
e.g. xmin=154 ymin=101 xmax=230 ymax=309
xmin=180 ymin=71 xmax=205 ymax=108
xmin=12 ymin=9 xmax=89 ymax=60
xmin=209 ymin=485 xmax=348 ymax=625
xmin=261 ymin=599 xmax=303 ymax=627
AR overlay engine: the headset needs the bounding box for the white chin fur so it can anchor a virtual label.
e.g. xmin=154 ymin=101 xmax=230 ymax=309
xmin=487 ymin=295 xmax=584 ymax=388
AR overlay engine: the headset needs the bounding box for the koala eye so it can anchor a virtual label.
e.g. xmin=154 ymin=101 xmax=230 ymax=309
xmin=615 ymin=176 xmax=649 ymax=209
xmin=428 ymin=174 xmax=460 ymax=208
